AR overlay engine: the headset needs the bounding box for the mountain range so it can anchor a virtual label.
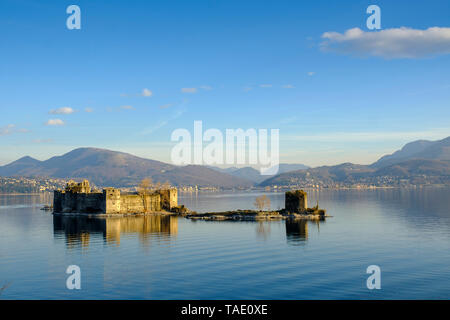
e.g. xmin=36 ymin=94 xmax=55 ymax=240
xmin=371 ymin=136 xmax=450 ymax=167
xmin=0 ymin=148 xmax=253 ymax=188
xmin=208 ymin=163 xmax=309 ymax=183
xmin=260 ymin=136 xmax=450 ymax=187
xmin=1 ymin=136 xmax=449 ymax=188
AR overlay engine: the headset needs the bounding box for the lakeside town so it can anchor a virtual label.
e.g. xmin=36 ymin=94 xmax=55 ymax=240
xmin=1 ymin=174 xmax=447 ymax=195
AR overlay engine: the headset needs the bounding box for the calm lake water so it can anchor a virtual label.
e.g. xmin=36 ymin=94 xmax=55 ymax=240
xmin=1 ymin=188 xmax=450 ymax=299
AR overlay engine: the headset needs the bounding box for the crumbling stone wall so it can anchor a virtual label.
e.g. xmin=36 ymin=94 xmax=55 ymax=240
xmin=285 ymin=190 xmax=308 ymax=213
xmin=54 ymin=190 xmax=104 ymax=213
xmin=53 ymin=180 xmax=177 ymax=214
xmin=116 ymin=193 xmax=161 ymax=214
xmin=159 ymin=188 xmax=178 ymax=210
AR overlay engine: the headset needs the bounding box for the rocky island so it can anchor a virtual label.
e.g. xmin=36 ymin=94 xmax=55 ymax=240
xmin=185 ymin=190 xmax=327 ymax=221
xmin=52 ymin=180 xmax=327 ymax=221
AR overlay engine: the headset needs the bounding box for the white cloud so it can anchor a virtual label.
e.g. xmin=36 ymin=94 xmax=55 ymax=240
xmin=141 ymin=108 xmax=186 ymax=135
xmin=259 ymin=84 xmax=272 ymax=88
xmin=142 ymin=120 xmax=169 ymax=135
xmin=243 ymin=86 xmax=253 ymax=92
xmin=199 ymin=85 xmax=213 ymax=91
xmin=159 ymin=104 xmax=172 ymax=109
xmin=0 ymin=124 xmax=15 ymax=136
xmin=142 ymin=88 xmax=153 ymax=97
xmin=0 ymin=124 xmax=28 ymax=135
xmin=85 ymin=108 xmax=93 ymax=113
xmin=181 ymin=88 xmax=198 ymax=93
xmin=45 ymin=119 xmax=65 ymax=126
xmin=33 ymin=139 xmax=53 ymax=144
xmin=321 ymin=27 xmax=450 ymax=59
xmin=49 ymin=107 xmax=75 ymax=114
xmin=120 ymin=105 xmax=134 ymax=110
xmin=282 ymin=84 xmax=295 ymax=88
xmin=307 ymin=72 xmax=315 ymax=76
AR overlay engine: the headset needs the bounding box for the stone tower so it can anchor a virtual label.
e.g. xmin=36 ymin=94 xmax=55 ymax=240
xmin=285 ymin=190 xmax=308 ymax=213
xmin=159 ymin=188 xmax=178 ymax=210
xmin=104 ymin=187 xmax=121 ymax=214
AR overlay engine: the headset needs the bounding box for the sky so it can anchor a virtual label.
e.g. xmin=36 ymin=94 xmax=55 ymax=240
xmin=1 ymin=0 xmax=450 ymax=167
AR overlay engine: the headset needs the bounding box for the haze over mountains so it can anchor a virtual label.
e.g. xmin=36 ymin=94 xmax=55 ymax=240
xmin=209 ymin=163 xmax=309 ymax=184
xmin=0 ymin=136 xmax=449 ymax=188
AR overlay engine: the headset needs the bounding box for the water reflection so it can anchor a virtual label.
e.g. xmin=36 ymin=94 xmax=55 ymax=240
xmin=53 ymin=215 xmax=178 ymax=248
xmin=256 ymin=221 xmax=271 ymax=239
xmin=0 ymin=193 xmax=52 ymax=209
xmin=285 ymin=218 xmax=324 ymax=245
xmin=253 ymin=218 xmax=326 ymax=244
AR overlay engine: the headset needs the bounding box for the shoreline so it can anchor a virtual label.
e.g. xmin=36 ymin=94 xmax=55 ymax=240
xmin=1 ymin=184 xmax=449 ymax=196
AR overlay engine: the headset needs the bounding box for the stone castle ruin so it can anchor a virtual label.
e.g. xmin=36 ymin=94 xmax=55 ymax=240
xmin=285 ymin=190 xmax=308 ymax=213
xmin=284 ymin=189 xmax=325 ymax=216
xmin=53 ymin=180 xmax=177 ymax=214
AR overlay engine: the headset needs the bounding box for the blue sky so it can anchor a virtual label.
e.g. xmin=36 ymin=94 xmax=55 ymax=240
xmin=1 ymin=0 xmax=450 ymax=166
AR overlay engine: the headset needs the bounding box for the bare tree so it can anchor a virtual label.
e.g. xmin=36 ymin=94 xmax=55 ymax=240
xmin=138 ymin=178 xmax=154 ymax=195
xmin=254 ymin=195 xmax=271 ymax=211
xmin=161 ymin=180 xmax=171 ymax=189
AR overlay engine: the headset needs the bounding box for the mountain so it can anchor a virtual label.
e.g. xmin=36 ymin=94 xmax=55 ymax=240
xmin=372 ymin=136 xmax=450 ymax=168
xmin=229 ymin=167 xmax=265 ymax=184
xmin=0 ymin=148 xmax=253 ymax=188
xmin=277 ymin=163 xmax=310 ymax=173
xmin=259 ymin=136 xmax=450 ymax=187
xmin=259 ymin=159 xmax=450 ymax=187
xmin=259 ymin=163 xmax=375 ymax=186
xmin=0 ymin=156 xmax=42 ymax=176
xmin=209 ymin=163 xmax=309 ymax=184
xmin=374 ymin=159 xmax=450 ymax=177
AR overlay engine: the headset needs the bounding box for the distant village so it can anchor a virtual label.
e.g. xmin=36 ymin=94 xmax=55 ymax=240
xmin=0 ymin=176 xmax=220 ymax=194
xmin=0 ymin=174 xmax=446 ymax=194
xmin=0 ymin=177 xmax=68 ymax=194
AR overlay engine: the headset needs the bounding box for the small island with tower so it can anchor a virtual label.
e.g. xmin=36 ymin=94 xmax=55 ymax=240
xmin=186 ymin=189 xmax=327 ymax=221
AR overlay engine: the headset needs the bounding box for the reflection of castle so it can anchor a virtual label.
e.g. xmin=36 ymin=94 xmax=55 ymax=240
xmin=53 ymin=215 xmax=178 ymax=247
xmin=286 ymin=220 xmax=308 ymax=241
xmin=54 ymin=180 xmax=177 ymax=214
xmin=285 ymin=219 xmax=323 ymax=244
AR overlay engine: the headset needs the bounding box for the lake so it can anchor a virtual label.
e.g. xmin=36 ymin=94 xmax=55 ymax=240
xmin=1 ymin=188 xmax=450 ymax=299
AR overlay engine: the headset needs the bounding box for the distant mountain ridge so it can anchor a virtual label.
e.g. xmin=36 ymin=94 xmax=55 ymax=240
xmin=209 ymin=163 xmax=309 ymax=183
xmin=260 ymin=159 xmax=450 ymax=187
xmin=0 ymin=148 xmax=252 ymax=188
xmin=2 ymin=137 xmax=449 ymax=189
xmin=371 ymin=136 xmax=450 ymax=168
xmin=260 ymin=136 xmax=450 ymax=187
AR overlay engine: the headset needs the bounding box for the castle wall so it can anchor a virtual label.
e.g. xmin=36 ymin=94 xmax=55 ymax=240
xmin=54 ymin=190 xmax=105 ymax=213
xmin=54 ymin=181 xmax=177 ymax=214
xmin=159 ymin=188 xmax=178 ymax=210
xmin=285 ymin=190 xmax=308 ymax=213
xmin=104 ymin=188 xmax=121 ymax=214
xmin=75 ymin=193 xmax=104 ymax=213
xmin=118 ymin=194 xmax=161 ymax=214
xmin=54 ymin=191 xmax=63 ymax=212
